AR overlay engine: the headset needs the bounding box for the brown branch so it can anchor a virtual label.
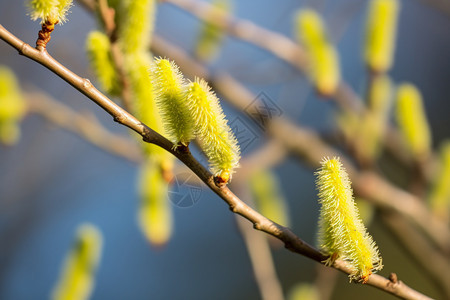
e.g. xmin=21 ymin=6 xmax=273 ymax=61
xmin=381 ymin=212 xmax=450 ymax=298
xmin=233 ymin=183 xmax=285 ymax=300
xmin=0 ymin=24 xmax=434 ymax=300
xmin=25 ymin=91 xmax=142 ymax=163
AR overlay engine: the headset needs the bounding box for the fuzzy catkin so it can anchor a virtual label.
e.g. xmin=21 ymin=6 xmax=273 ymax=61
xmin=118 ymin=0 xmax=156 ymax=54
xmin=151 ymin=58 xmax=194 ymax=146
xmin=27 ymin=0 xmax=72 ymax=23
xmin=185 ymin=78 xmax=240 ymax=182
xmin=86 ymin=31 xmax=120 ymax=95
xmin=316 ymin=157 xmax=382 ymax=282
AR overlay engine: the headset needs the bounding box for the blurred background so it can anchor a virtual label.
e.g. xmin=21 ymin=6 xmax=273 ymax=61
xmin=0 ymin=0 xmax=449 ymax=299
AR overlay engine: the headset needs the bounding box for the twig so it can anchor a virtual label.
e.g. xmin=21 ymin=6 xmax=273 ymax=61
xmin=381 ymin=212 xmax=450 ymax=298
xmin=0 ymin=24 xmax=433 ymax=300
xmin=26 ymin=91 xmax=142 ymax=163
xmin=233 ymin=183 xmax=285 ymax=300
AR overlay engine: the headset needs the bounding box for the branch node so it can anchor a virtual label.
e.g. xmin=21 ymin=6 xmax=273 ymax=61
xmin=388 ymin=272 xmax=398 ymax=284
xmin=19 ymin=42 xmax=29 ymax=55
xmin=113 ymin=114 xmax=125 ymax=124
xmin=82 ymin=78 xmax=93 ymax=89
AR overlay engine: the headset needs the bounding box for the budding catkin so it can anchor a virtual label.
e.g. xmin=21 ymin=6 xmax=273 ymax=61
xmin=364 ymin=0 xmax=399 ymax=73
xmin=395 ymin=83 xmax=431 ymax=158
xmin=86 ymin=31 xmax=120 ymax=95
xmin=51 ymin=224 xmax=103 ymax=300
xmin=316 ymin=157 xmax=382 ymax=283
xmin=296 ymin=9 xmax=340 ymax=96
xmin=0 ymin=66 xmax=26 ymax=145
xmin=185 ymin=78 xmax=240 ymax=182
xmin=151 ymin=58 xmax=195 ymax=146
xmin=138 ymin=158 xmax=173 ymax=246
xmin=118 ymin=0 xmax=156 ymax=54
xmin=429 ymin=142 xmax=450 ymax=221
xmin=195 ymin=0 xmax=231 ymax=62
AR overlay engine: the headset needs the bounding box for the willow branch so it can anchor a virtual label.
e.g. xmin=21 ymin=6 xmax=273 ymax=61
xmin=26 ymin=91 xmax=142 ymax=163
xmin=233 ymin=183 xmax=285 ymax=300
xmin=381 ymin=212 xmax=450 ymax=298
xmin=0 ymin=24 xmax=433 ymax=300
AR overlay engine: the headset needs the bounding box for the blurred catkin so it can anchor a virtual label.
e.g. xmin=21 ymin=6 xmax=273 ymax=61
xmin=429 ymin=142 xmax=450 ymax=221
xmin=138 ymin=157 xmax=173 ymax=246
xmin=0 ymin=66 xmax=26 ymax=145
xmin=51 ymin=224 xmax=103 ymax=300
xmin=250 ymin=170 xmax=290 ymax=227
xmin=296 ymin=9 xmax=340 ymax=96
xmin=395 ymin=83 xmax=431 ymax=159
xmin=364 ymin=0 xmax=400 ymax=73
xmin=288 ymin=283 xmax=320 ymax=300
xmin=86 ymin=31 xmax=120 ymax=95
xmin=195 ymin=0 xmax=231 ymax=62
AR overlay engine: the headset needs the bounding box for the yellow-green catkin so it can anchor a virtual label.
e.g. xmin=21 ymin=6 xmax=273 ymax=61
xmin=195 ymin=0 xmax=231 ymax=62
xmin=288 ymin=283 xmax=320 ymax=300
xmin=316 ymin=157 xmax=382 ymax=283
xmin=429 ymin=142 xmax=450 ymax=221
xmin=364 ymin=0 xmax=399 ymax=73
xmin=359 ymin=75 xmax=393 ymax=161
xmin=51 ymin=224 xmax=103 ymax=300
xmin=151 ymin=58 xmax=194 ymax=146
xmin=118 ymin=0 xmax=156 ymax=55
xmin=185 ymin=78 xmax=240 ymax=183
xmin=27 ymin=0 xmax=73 ymax=24
xmin=138 ymin=157 xmax=173 ymax=246
xmin=249 ymin=170 xmax=290 ymax=226
xmin=395 ymin=83 xmax=431 ymax=159
xmin=126 ymin=54 xmax=171 ymax=160
xmin=86 ymin=31 xmax=120 ymax=95
xmin=296 ymin=9 xmax=340 ymax=96
xmin=0 ymin=66 xmax=26 ymax=145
